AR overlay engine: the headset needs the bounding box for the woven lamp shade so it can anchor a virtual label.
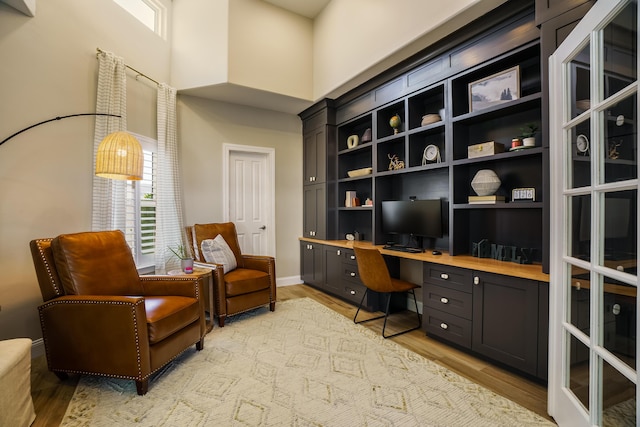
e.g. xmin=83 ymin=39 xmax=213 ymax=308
xmin=95 ymin=131 xmax=143 ymax=180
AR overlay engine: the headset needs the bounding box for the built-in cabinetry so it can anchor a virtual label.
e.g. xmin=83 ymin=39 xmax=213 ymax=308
xmin=302 ymin=238 xmax=550 ymax=380
xmin=423 ymin=264 xmax=547 ymax=380
xmin=298 ymin=0 xmax=569 ymax=383
xmin=301 ymin=241 xmax=383 ymax=311
xmin=329 ymin=4 xmax=546 ymax=265
xmin=301 ymin=100 xmax=336 ymax=240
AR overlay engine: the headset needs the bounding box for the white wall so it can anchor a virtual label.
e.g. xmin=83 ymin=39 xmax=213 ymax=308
xmin=228 ymin=0 xmax=313 ymax=100
xmin=0 ymin=0 xmax=172 ymax=340
xmin=172 ymin=0 xmax=313 ymax=101
xmin=313 ymin=0 xmax=509 ymax=99
xmin=178 ymin=96 xmax=303 ymax=280
xmin=171 ymin=0 xmax=230 ymax=89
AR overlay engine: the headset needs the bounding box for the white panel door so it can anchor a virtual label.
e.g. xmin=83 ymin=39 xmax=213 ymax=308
xmin=224 ymin=144 xmax=275 ymax=257
xmin=549 ymin=1 xmax=638 ymax=425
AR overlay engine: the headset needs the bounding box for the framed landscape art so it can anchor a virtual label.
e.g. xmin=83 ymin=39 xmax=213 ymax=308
xmin=469 ymin=66 xmax=520 ymax=112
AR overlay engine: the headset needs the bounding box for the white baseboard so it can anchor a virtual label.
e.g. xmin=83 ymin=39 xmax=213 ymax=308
xmin=276 ymin=276 xmax=302 ymax=287
xmin=31 ymin=338 xmax=44 ymax=359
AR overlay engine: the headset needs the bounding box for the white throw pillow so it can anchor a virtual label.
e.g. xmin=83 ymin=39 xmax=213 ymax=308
xmin=201 ymin=235 xmax=237 ymax=274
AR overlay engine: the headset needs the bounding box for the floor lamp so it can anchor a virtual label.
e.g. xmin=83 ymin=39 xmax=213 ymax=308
xmin=0 ymin=113 xmax=143 ymax=181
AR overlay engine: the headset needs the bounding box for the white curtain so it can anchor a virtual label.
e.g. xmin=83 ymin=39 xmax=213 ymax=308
xmin=91 ymin=50 xmax=127 ymax=231
xmin=155 ymin=83 xmax=185 ymax=273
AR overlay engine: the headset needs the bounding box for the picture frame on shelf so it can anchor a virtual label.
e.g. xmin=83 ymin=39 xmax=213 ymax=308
xmin=469 ymin=65 xmax=520 ymax=112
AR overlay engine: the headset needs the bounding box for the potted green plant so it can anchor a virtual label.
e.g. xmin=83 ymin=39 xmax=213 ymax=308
xmin=168 ymin=244 xmax=194 ymax=274
xmin=520 ymin=123 xmax=538 ymax=147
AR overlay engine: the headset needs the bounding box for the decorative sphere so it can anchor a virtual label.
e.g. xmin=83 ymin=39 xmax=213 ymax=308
xmin=471 ymin=169 xmax=501 ymax=196
xmin=389 ymin=114 xmax=401 ymax=129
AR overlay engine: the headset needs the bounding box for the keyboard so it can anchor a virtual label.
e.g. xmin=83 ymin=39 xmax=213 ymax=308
xmin=383 ymin=245 xmax=423 ymax=254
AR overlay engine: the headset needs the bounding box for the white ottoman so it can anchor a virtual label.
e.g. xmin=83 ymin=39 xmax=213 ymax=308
xmin=0 ymin=338 xmax=35 ymax=427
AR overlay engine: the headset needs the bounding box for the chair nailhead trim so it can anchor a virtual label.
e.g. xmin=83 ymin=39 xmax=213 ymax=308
xmin=35 ymin=238 xmax=62 ymax=297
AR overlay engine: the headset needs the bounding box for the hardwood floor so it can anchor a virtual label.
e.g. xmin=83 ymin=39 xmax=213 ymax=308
xmin=30 ymin=284 xmax=554 ymax=426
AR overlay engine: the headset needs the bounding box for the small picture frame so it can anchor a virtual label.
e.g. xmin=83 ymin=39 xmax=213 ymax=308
xmin=469 ymin=66 xmax=520 ymax=113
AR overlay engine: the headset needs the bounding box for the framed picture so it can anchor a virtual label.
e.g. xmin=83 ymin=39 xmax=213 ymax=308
xmin=468 ymin=65 xmax=520 ymax=112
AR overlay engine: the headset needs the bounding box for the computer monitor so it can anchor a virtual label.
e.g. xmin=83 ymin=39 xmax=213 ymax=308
xmin=381 ymin=199 xmax=443 ymax=239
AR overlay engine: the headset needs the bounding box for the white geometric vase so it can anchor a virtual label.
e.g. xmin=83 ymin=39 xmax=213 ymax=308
xmin=471 ymin=169 xmax=501 ymax=196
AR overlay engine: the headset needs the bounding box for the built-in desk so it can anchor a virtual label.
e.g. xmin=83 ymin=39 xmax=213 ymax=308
xmin=299 ymin=237 xmax=550 ymax=381
xmin=302 ymin=238 xmax=549 ymax=282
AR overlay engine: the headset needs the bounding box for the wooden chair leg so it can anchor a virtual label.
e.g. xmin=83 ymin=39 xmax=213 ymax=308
xmin=196 ymin=338 xmax=204 ymax=351
xmin=270 ymin=301 xmax=276 ymax=311
xmin=136 ymin=379 xmax=149 ymax=395
xmin=218 ymin=315 xmax=226 ymax=327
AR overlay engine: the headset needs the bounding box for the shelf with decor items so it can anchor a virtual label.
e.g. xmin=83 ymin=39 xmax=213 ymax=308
xmin=448 ymin=39 xmax=543 ymax=262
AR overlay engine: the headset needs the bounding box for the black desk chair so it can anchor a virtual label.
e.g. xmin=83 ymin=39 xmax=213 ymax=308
xmin=353 ymin=246 xmax=422 ymax=338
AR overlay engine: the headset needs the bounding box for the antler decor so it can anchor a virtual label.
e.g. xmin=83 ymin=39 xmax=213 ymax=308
xmin=388 ymin=154 xmax=405 ymax=170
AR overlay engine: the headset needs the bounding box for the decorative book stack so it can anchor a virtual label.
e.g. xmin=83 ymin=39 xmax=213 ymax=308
xmin=468 ymin=195 xmax=505 ymax=204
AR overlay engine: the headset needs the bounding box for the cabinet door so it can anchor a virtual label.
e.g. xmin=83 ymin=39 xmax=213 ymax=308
xmin=303 ymin=184 xmax=326 ymax=239
xmin=303 ymin=127 xmax=326 ymax=185
xmin=300 ymin=241 xmax=324 ymax=287
xmin=323 ymin=246 xmax=343 ymax=295
xmin=472 ymin=271 xmax=539 ymax=376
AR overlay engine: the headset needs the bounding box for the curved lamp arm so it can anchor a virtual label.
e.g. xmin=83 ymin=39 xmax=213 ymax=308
xmin=0 ymin=112 xmax=142 ymax=181
xmin=0 ymin=113 xmax=121 ymax=147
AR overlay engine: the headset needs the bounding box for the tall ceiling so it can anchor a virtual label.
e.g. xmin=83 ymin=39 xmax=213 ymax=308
xmin=262 ymin=0 xmax=331 ymax=18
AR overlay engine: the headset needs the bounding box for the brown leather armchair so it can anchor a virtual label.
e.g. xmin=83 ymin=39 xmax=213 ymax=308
xmin=30 ymin=230 xmax=206 ymax=395
xmin=186 ymin=222 xmax=276 ymax=326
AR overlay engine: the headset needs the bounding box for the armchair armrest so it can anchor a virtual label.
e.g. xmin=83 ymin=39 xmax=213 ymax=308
xmin=241 ymin=255 xmax=275 ymax=275
xmin=139 ymin=275 xmax=202 ymax=299
xmin=38 ymin=295 xmax=151 ymax=378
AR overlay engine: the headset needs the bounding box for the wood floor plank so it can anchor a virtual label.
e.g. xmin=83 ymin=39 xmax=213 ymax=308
xmin=30 ymin=283 xmax=553 ymax=425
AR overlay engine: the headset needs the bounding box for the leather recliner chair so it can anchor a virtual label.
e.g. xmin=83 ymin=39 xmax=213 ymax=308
xmin=30 ymin=230 xmax=206 ymax=395
xmin=186 ymin=222 xmax=276 ymax=327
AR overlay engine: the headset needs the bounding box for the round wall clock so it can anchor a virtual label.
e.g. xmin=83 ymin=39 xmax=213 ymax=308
xmin=422 ymin=144 xmax=441 ymax=165
xmin=576 ymin=134 xmax=589 ymax=155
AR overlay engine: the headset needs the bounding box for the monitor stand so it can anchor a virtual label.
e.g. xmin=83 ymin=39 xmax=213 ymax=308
xmin=408 ymin=235 xmax=424 ymax=251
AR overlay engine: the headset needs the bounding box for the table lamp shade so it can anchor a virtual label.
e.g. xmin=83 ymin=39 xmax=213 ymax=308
xmin=95 ymin=131 xmax=143 ymax=180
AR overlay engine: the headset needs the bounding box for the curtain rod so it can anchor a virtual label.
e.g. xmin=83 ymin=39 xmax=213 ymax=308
xmin=96 ymin=48 xmax=159 ymax=86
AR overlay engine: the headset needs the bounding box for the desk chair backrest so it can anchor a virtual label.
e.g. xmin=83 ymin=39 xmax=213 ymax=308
xmin=353 ymin=246 xmax=395 ymax=292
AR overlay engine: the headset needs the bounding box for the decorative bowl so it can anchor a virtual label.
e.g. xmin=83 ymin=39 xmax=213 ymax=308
xmin=421 ymin=114 xmax=441 ymax=126
xmin=347 ymin=167 xmax=372 ymax=178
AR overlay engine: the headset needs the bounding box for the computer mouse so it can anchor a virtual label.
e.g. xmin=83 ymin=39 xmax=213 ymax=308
xmin=432 ymin=250 xmax=442 ymax=255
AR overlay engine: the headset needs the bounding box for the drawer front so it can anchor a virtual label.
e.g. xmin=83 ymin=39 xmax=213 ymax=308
xmin=342 ymin=265 xmax=360 ymax=282
xmin=424 ymin=308 xmax=472 ymax=349
xmin=341 ymin=248 xmax=358 ymax=265
xmin=342 ymin=282 xmax=367 ymax=305
xmin=424 ymin=263 xmax=472 ymax=293
xmin=423 ymin=284 xmax=472 ymax=320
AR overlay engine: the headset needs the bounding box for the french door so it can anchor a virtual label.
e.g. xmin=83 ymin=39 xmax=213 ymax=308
xmin=549 ymin=0 xmax=638 ymax=425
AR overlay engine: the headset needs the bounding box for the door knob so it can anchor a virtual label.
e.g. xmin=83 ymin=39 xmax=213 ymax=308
xmin=259 ymin=225 xmax=266 ymax=230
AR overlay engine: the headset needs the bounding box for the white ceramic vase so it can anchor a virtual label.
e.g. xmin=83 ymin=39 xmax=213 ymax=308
xmin=471 ymin=169 xmax=501 ymax=196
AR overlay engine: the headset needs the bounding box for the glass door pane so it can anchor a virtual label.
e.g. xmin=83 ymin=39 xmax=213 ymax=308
xmin=550 ymin=0 xmax=638 ymax=425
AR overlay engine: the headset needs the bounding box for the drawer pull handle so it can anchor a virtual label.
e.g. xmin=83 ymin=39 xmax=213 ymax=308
xmin=350 ymin=272 xmax=356 ymax=277
xmin=440 ymin=297 xmax=449 ymax=304
xmin=350 ymin=255 xmax=356 ymax=260
xmin=337 ymin=250 xmax=341 ymax=256
xmin=440 ymin=273 xmax=449 ymax=280
xmin=350 ymin=290 xmax=356 ymax=295
xmin=440 ymin=323 xmax=448 ymax=330
xmin=474 ymin=276 xmax=480 ymax=285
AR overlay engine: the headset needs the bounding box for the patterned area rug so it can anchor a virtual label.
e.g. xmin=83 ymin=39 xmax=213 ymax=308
xmin=61 ymin=298 xmax=555 ymax=426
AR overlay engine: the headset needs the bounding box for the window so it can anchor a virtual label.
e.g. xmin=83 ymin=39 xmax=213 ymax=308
xmin=113 ymin=0 xmax=166 ymax=37
xmin=125 ymin=133 xmax=157 ymax=268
